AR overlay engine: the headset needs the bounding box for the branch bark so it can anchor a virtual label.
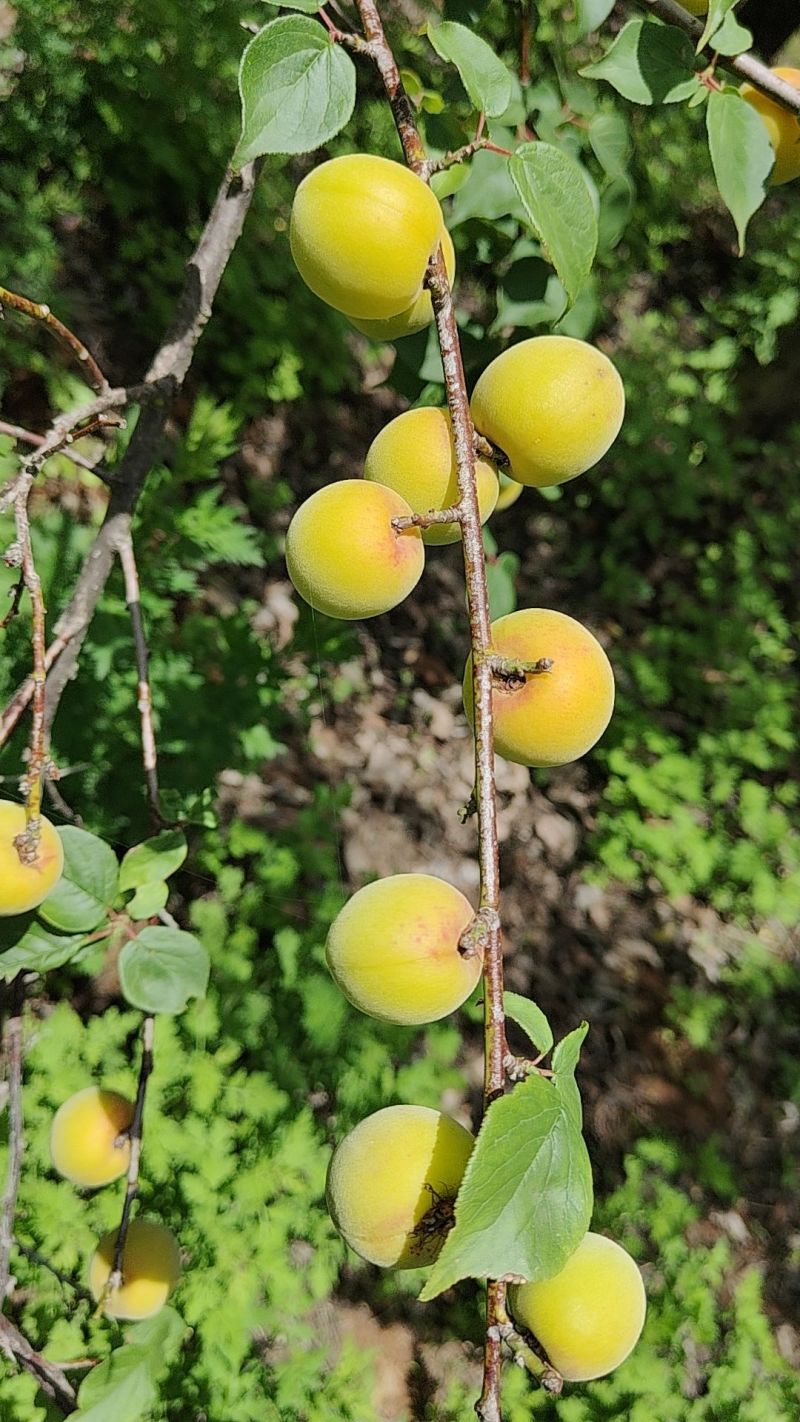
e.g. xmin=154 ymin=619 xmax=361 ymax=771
xmin=103 ymin=1015 xmax=155 ymax=1303
xmin=349 ymin=5 xmax=507 ymax=1417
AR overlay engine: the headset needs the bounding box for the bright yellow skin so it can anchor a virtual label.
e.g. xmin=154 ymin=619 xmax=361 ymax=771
xmin=326 ymin=1105 xmax=474 ymax=1268
xmin=285 ymin=480 xmax=424 ymax=620
xmin=463 ymin=609 xmax=614 ymax=768
xmin=470 ymin=336 xmax=625 ymax=489
xmin=50 ymin=1086 xmax=134 ymax=1188
xmin=326 ymin=873 xmax=481 ymax=1024
xmin=89 ymin=1219 xmax=181 ymax=1320
xmin=290 ymin=154 xmax=445 ymax=320
xmin=494 ymin=472 xmax=524 ymax=513
xmin=741 ymin=69 xmax=800 ymax=187
xmin=350 ymin=227 xmax=456 ymax=342
xmin=364 ymin=407 xmax=498 ymax=546
xmin=510 ymin=1233 xmax=647 ymax=1382
xmin=0 ymin=801 xmax=64 ymax=916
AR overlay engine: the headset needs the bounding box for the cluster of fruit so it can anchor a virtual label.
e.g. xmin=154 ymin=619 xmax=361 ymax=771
xmin=50 ymin=1086 xmax=180 ymax=1319
xmin=288 ymin=153 xmax=646 ymax=1380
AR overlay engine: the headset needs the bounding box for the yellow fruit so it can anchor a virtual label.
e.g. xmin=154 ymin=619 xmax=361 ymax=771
xmin=679 ymin=0 xmax=707 ymax=14
xmin=509 ymin=1232 xmax=647 ymax=1381
xmin=290 ymin=154 xmax=445 ymax=319
xmin=326 ymin=1104 xmax=474 ymax=1268
xmin=463 ymin=608 xmax=614 ymax=768
xmin=50 ymin=1087 xmax=134 ymax=1189
xmin=470 ymin=336 xmax=625 ymax=488
xmin=285 ymin=480 xmax=424 ymax=620
xmin=364 ymin=407 xmax=498 ymax=546
xmin=89 ymin=1219 xmax=181 ymax=1320
xmin=350 ymin=227 xmax=457 ymax=342
xmin=494 ymin=472 xmax=524 ymax=513
xmin=0 ymin=801 xmax=64 ymax=916
xmin=741 ymin=68 xmax=800 ymax=186
xmin=326 ymin=873 xmax=481 ymax=1024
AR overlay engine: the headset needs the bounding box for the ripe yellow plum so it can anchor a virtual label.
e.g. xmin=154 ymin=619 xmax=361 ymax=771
xmin=326 ymin=873 xmax=480 ymax=1024
xmin=0 ymin=801 xmax=64 ymax=916
xmin=509 ymin=1232 xmax=647 ymax=1381
xmin=364 ymin=407 xmax=498 ymax=546
xmin=463 ymin=609 xmax=614 ymax=768
xmin=89 ymin=1219 xmax=181 ymax=1320
xmin=50 ymin=1086 xmax=134 ymax=1188
xmin=326 ymin=1104 xmax=474 ymax=1268
xmin=494 ymin=472 xmax=524 ymax=513
xmin=741 ymin=69 xmax=800 ymax=186
xmin=470 ymin=336 xmax=625 ymax=488
xmin=350 ymin=228 xmax=456 ymax=342
xmin=290 ymin=154 xmax=446 ymax=320
xmin=285 ymin=480 xmax=424 ymax=620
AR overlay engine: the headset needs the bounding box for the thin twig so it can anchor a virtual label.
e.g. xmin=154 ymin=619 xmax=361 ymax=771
xmin=0 ymin=634 xmax=72 ymax=749
xmin=16 ymin=1242 xmax=94 ymax=1304
xmin=392 ymin=504 xmax=461 ymax=531
xmin=103 ymin=1016 xmax=155 ymax=1305
xmin=0 ymin=421 xmax=98 ymax=474
xmin=636 ymin=0 xmax=800 ymax=112
xmin=0 ymin=286 xmax=109 ymax=395
xmin=347 ymin=6 xmax=508 ymax=1417
xmin=116 ymin=532 xmax=161 ymax=826
xmin=0 ymin=1315 xmax=76 ymax=1413
xmin=0 ymin=977 xmax=25 ymax=1301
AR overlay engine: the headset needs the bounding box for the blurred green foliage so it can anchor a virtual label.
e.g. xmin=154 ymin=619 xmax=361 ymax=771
xmin=1 ymin=0 xmax=799 ymax=1418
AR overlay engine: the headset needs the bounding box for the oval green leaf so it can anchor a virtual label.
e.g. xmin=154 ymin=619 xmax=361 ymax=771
xmin=580 ymin=19 xmax=699 ymax=105
xmin=119 ymin=830 xmax=187 ymax=892
xmin=508 ymin=142 xmax=598 ymax=303
xmin=427 ymin=21 xmax=513 ymax=118
xmin=504 ymin=992 xmax=554 ymax=1056
xmin=706 ymin=89 xmax=774 ymax=254
xmin=119 ymin=926 xmax=210 ymax=1015
xmin=39 ymin=827 xmax=119 ymax=933
xmin=234 ymin=17 xmax=356 ymax=165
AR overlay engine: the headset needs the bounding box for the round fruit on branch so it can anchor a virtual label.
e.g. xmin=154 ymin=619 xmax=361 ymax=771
xmin=509 ymin=1232 xmax=647 ymax=1381
xmin=0 ymin=800 xmax=64 ymax=916
xmin=364 ymin=406 xmax=498 ymax=545
xmin=290 ymin=154 xmax=446 ymax=320
xmin=326 ymin=1104 xmax=474 ymax=1268
xmin=89 ymin=1218 xmax=181 ymax=1320
xmin=463 ymin=609 xmax=615 ymax=768
xmin=50 ymin=1086 xmax=134 ymax=1189
xmin=285 ymin=479 xmax=425 ymax=620
xmin=326 ymin=873 xmax=482 ymax=1024
xmin=470 ymin=336 xmax=625 ymax=489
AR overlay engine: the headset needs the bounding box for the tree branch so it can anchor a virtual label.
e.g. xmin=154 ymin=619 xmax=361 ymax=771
xmin=0 ymin=976 xmax=24 ymax=1301
xmin=116 ymin=533 xmax=161 ymax=826
xmin=348 ymin=5 xmax=508 ymax=1417
xmin=0 ymin=286 xmax=109 ymax=395
xmin=0 ymin=1315 xmax=76 ymax=1413
xmin=102 ymin=1016 xmax=155 ymax=1306
xmin=635 ymin=0 xmax=800 ymax=112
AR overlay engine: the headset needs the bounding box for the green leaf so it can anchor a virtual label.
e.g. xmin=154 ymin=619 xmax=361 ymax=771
xmin=419 ymin=1074 xmax=593 ymax=1299
xmin=233 ymin=17 xmax=356 ymax=165
xmin=588 ymin=111 xmax=630 ymax=178
xmin=504 ymin=991 xmax=554 ymax=1055
xmin=508 ymin=143 xmax=598 ymax=303
xmin=552 ymin=1021 xmax=589 ymax=1128
xmin=573 ymin=0 xmax=616 ymax=42
xmin=38 ymin=827 xmax=119 ymax=933
xmin=127 ymin=881 xmax=169 ymax=919
xmin=706 ymin=89 xmax=774 ymax=253
xmin=0 ymin=920 xmax=88 ymax=982
xmin=76 ymin=1309 xmax=185 ymax=1422
xmin=427 ymin=21 xmax=513 ymax=118
xmin=697 ymin=0 xmax=737 ymax=53
xmin=710 ymin=10 xmax=752 ymax=57
xmin=581 ymin=19 xmax=699 ymax=105
xmin=119 ymin=830 xmax=187 ymax=893
xmin=275 ymin=0 xmax=321 ymax=10
xmin=485 ymin=550 xmax=519 ymax=619
xmin=119 ymin=927 xmax=210 ymax=1015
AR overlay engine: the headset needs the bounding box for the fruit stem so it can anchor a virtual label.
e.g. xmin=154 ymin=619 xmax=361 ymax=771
xmin=349 ymin=5 xmax=509 ymax=1417
xmin=101 ymin=1014 xmax=155 ymax=1306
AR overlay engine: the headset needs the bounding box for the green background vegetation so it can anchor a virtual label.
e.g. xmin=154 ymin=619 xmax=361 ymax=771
xmin=0 ymin=0 xmax=798 ymax=1417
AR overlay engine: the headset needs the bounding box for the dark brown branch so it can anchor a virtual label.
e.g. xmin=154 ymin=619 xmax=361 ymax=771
xmin=116 ymin=533 xmax=161 ymax=826
xmin=636 ymin=0 xmax=800 ymax=112
xmin=0 ymin=977 xmax=24 ymax=1300
xmin=39 ymin=159 xmax=262 ymax=739
xmin=0 ymin=286 xmax=109 ymax=395
xmin=348 ymin=6 xmax=508 ymax=1417
xmin=104 ymin=1016 xmax=155 ymax=1303
xmin=0 ymin=1315 xmax=76 ymax=1413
